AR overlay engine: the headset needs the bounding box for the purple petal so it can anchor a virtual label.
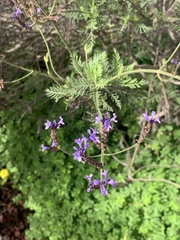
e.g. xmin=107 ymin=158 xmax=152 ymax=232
xmin=58 ymin=116 xmax=65 ymax=126
xmin=143 ymin=111 xmax=161 ymax=124
xmin=36 ymin=7 xmax=41 ymax=14
xmin=51 ymin=141 xmax=58 ymax=148
xmin=87 ymin=128 xmax=100 ymax=144
xmin=93 ymin=179 xmax=101 ymax=186
xmin=95 ymin=115 xmax=103 ymax=124
xmin=101 ymin=170 xmax=109 ymax=182
xmin=12 ymin=8 xmax=22 ymax=19
xmin=41 ymin=144 xmax=50 ymax=152
xmin=73 ymin=148 xmax=83 ymax=162
xmin=85 ymin=174 xmax=93 ymax=183
xmin=101 ymin=185 xmax=108 ymax=196
xmin=108 ymin=179 xmax=118 ymax=188
xmin=45 ymin=120 xmax=52 ymax=129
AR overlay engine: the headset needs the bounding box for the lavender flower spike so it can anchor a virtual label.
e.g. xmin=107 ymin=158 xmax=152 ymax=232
xmin=85 ymin=170 xmax=118 ymax=196
xmin=85 ymin=174 xmax=101 ymax=192
xmin=73 ymin=136 xmax=90 ymax=162
xmin=96 ymin=112 xmax=118 ymax=132
xmin=143 ymin=111 xmax=161 ymax=124
xmin=87 ymin=128 xmax=100 ymax=144
xmin=44 ymin=116 xmax=65 ymax=130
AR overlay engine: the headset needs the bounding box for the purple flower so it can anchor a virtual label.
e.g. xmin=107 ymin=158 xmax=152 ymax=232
xmin=143 ymin=111 xmax=161 ymax=124
xmin=36 ymin=8 xmax=41 ymax=14
xmin=41 ymin=144 xmax=50 ymax=152
xmin=12 ymin=8 xmax=22 ymax=19
xmin=75 ymin=136 xmax=89 ymax=151
xmin=107 ymin=179 xmax=118 ymax=188
xmin=96 ymin=112 xmax=118 ymax=132
xmin=87 ymin=128 xmax=100 ymax=144
xmin=85 ymin=170 xmax=118 ymax=196
xmin=85 ymin=174 xmax=102 ymax=192
xmin=73 ymin=147 xmax=83 ymax=162
xmin=24 ymin=23 xmax=29 ymax=29
xmin=171 ymin=58 xmax=178 ymax=65
xmin=73 ymin=136 xmax=90 ymax=162
xmin=101 ymin=170 xmax=118 ymax=188
xmin=44 ymin=116 xmax=65 ymax=130
xmin=45 ymin=120 xmax=52 ymax=129
xmin=51 ymin=141 xmax=58 ymax=148
xmin=41 ymin=141 xmax=58 ymax=152
xmin=101 ymin=185 xmax=108 ymax=196
xmin=101 ymin=169 xmax=109 ymax=182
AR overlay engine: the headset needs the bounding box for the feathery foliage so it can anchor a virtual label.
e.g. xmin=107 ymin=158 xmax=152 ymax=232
xmin=46 ymin=50 xmax=145 ymax=111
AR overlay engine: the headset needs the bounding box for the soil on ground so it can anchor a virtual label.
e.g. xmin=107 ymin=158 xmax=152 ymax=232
xmin=0 ymin=180 xmax=33 ymax=240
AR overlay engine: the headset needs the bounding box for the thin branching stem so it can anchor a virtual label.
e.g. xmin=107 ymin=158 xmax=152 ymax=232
xmin=2 ymin=60 xmax=50 ymax=82
xmin=129 ymin=177 xmax=180 ymax=189
xmin=133 ymin=164 xmax=180 ymax=176
xmin=108 ymin=69 xmax=180 ymax=83
xmin=38 ymin=27 xmax=64 ymax=84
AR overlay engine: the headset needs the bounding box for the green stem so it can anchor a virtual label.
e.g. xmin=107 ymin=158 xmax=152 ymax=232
xmin=44 ymin=59 xmax=60 ymax=84
xmin=38 ymin=27 xmax=64 ymax=84
xmin=104 ymin=144 xmax=137 ymax=157
xmin=34 ymin=0 xmax=87 ymax=80
xmin=57 ymin=146 xmax=71 ymax=156
xmin=2 ymin=60 xmax=51 ymax=81
xmin=159 ymin=43 xmax=180 ymax=71
xmin=49 ymin=0 xmax=57 ymax=15
xmin=108 ymin=69 xmax=180 ymax=83
xmin=7 ymin=71 xmax=34 ymax=83
xmin=92 ymin=144 xmax=137 ymax=158
xmin=50 ymin=22 xmax=87 ymax=79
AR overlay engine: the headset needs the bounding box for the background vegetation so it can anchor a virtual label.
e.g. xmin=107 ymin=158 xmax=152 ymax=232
xmin=0 ymin=0 xmax=180 ymax=239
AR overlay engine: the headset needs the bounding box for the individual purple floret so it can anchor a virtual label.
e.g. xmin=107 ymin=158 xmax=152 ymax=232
xmin=73 ymin=136 xmax=90 ymax=162
xmin=171 ymin=58 xmax=178 ymax=65
xmin=24 ymin=23 xmax=29 ymax=29
xmin=85 ymin=170 xmax=118 ymax=196
xmin=51 ymin=141 xmax=58 ymax=148
xmin=87 ymin=128 xmax=100 ymax=144
xmin=12 ymin=8 xmax=22 ymax=19
xmin=143 ymin=111 xmax=161 ymax=124
xmin=85 ymin=174 xmax=101 ymax=192
xmin=45 ymin=116 xmax=65 ymax=130
xmin=101 ymin=170 xmax=118 ymax=188
xmin=36 ymin=7 xmax=41 ymax=14
xmin=96 ymin=112 xmax=118 ymax=132
xmin=41 ymin=144 xmax=50 ymax=152
xmin=41 ymin=141 xmax=58 ymax=152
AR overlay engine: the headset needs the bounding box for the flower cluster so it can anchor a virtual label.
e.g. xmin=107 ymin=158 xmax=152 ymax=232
xmin=73 ymin=127 xmax=100 ymax=163
xmin=137 ymin=111 xmax=161 ymax=144
xmin=73 ymin=113 xmax=117 ymax=168
xmin=85 ymin=170 xmax=118 ymax=196
xmin=40 ymin=110 xmax=162 ymax=196
xmin=44 ymin=116 xmax=64 ymax=130
xmin=171 ymin=58 xmax=179 ymax=65
xmin=143 ymin=111 xmax=161 ymax=124
xmin=41 ymin=116 xmax=64 ymax=152
xmin=96 ymin=112 xmax=118 ymax=132
xmin=12 ymin=7 xmax=41 ymax=29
